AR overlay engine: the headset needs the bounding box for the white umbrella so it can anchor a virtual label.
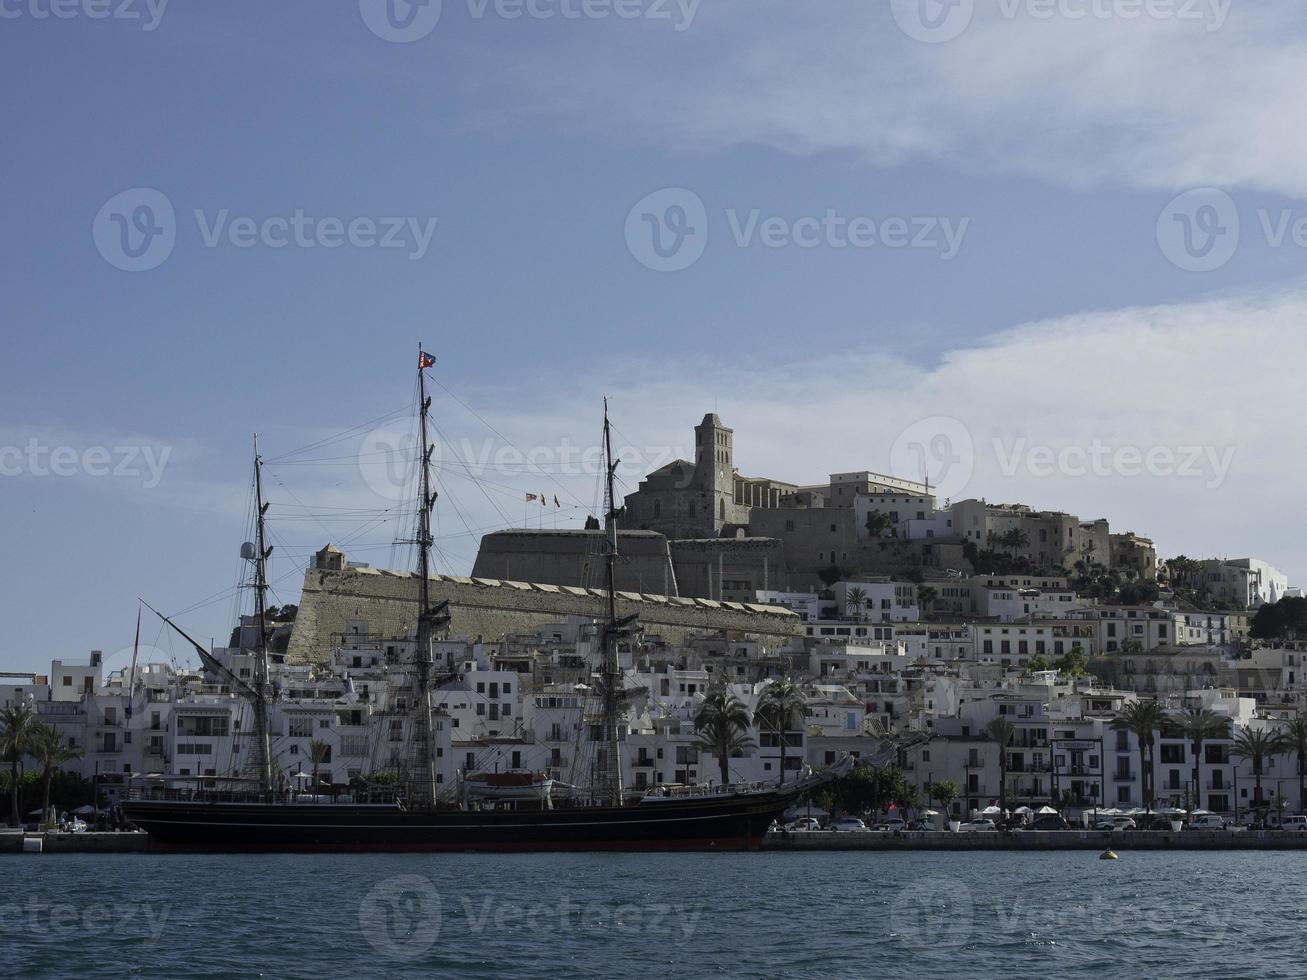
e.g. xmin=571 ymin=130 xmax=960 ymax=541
xmin=1015 ymin=806 xmax=1034 ymax=815
xmin=981 ymin=805 xmax=1002 ymax=817
xmin=923 ymin=809 xmax=941 ymax=817
xmin=1036 ymin=805 xmax=1058 ymax=815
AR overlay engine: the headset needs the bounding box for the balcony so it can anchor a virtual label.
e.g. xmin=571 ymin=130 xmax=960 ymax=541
xmin=1112 ymin=771 xmax=1137 ymax=782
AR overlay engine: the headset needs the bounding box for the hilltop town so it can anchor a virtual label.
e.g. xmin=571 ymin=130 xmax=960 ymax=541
xmin=4 ymin=411 xmax=1303 ymax=826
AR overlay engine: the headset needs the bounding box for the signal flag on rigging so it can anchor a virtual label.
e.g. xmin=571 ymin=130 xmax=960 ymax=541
xmin=418 ymin=351 xmax=436 ymax=369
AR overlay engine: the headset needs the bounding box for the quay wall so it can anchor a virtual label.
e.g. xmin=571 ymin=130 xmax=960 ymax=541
xmin=0 ymin=832 xmax=150 ymax=854
xmin=762 ymin=830 xmax=1307 ymax=851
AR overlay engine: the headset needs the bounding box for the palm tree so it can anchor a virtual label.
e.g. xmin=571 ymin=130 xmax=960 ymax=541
xmin=0 ymin=702 xmax=37 ymax=827
xmin=1111 ymin=699 xmax=1167 ymax=813
xmin=693 ymin=689 xmax=755 ymax=786
xmin=756 ymin=678 xmax=808 ymax=787
xmin=986 ymin=717 xmax=1015 ymax=814
xmin=1002 ymin=528 xmax=1030 ymax=556
xmin=29 ymin=725 xmax=82 ymax=826
xmin=1281 ymin=716 xmax=1307 ymax=813
xmin=1233 ymin=728 xmax=1289 ymax=824
xmin=916 ymin=585 xmax=938 ymax=614
xmin=844 ymin=587 xmax=867 ymax=622
xmin=308 ymin=739 xmax=331 ymax=791
xmin=1167 ymin=707 xmax=1229 ymax=815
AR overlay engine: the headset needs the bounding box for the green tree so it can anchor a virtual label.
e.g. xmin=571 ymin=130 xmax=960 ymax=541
xmin=1250 ymin=597 xmax=1307 ymax=641
xmin=928 ymin=779 xmax=960 ymax=819
xmin=693 ymin=690 xmax=755 ymax=786
xmin=986 ymin=717 xmax=1015 ymax=813
xmin=1281 ymin=716 xmax=1307 ymax=813
xmin=916 ymin=585 xmax=938 ymax=614
xmin=308 ymin=739 xmax=331 ymax=790
xmin=29 ymin=725 xmax=82 ymax=826
xmin=756 ymin=678 xmax=808 ymax=787
xmin=1167 ymin=707 xmax=1229 ymax=815
xmin=1112 ymin=699 xmax=1168 ymax=814
xmin=864 ymin=511 xmax=893 ymax=538
xmin=0 ymin=703 xmax=37 ymax=828
xmin=1233 ymin=728 xmax=1290 ymax=823
xmin=1027 ymin=655 xmax=1052 ymax=672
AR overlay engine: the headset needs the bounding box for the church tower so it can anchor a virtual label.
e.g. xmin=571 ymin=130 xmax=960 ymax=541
xmin=693 ymin=413 xmax=735 ymax=534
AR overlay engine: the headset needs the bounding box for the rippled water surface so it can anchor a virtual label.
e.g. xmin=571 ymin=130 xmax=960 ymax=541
xmin=3 ymin=851 xmax=1305 ymax=978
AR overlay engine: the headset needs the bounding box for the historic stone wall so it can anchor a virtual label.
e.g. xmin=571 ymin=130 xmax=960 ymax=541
xmin=286 ymin=565 xmax=801 ymax=666
xmin=471 ymin=529 xmax=678 ymax=594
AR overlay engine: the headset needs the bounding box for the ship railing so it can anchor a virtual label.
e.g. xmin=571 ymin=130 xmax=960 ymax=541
xmin=640 ymin=780 xmax=772 ymax=801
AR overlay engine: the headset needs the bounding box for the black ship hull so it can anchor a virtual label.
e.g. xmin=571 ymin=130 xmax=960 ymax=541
xmin=121 ymin=792 xmax=792 ymax=853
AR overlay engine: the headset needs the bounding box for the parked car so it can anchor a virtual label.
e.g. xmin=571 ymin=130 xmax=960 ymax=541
xmin=1093 ymin=816 xmax=1137 ymax=832
xmin=1026 ymin=815 xmax=1070 ymax=831
xmin=829 ymin=817 xmax=870 ymax=832
xmin=956 ymin=818 xmax=997 ymax=833
xmin=785 ymin=817 xmax=822 ymax=832
xmin=872 ymin=818 xmax=907 ymax=832
xmin=1280 ymin=815 xmax=1307 ymax=832
xmin=906 ymin=820 xmax=932 ymax=832
xmin=1133 ymin=814 xmax=1177 ymax=831
xmin=1186 ymin=814 xmax=1229 ymax=831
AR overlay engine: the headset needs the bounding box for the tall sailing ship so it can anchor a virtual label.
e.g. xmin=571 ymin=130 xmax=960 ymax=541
xmin=122 ymin=350 xmax=850 ymax=851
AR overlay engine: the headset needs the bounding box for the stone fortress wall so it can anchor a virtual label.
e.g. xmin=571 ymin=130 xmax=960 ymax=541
xmin=286 ymin=556 xmax=801 ymax=666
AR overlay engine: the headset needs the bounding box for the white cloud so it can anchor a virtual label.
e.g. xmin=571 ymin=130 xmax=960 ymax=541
xmin=181 ymin=289 xmax=1305 ymax=586
xmin=495 ymin=0 xmax=1307 ymax=197
xmin=414 ymin=288 xmax=1307 ymax=581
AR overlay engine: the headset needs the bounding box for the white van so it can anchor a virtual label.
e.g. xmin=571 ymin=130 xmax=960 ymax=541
xmin=1280 ymin=815 xmax=1307 ymax=832
xmin=1188 ymin=814 xmax=1227 ymax=830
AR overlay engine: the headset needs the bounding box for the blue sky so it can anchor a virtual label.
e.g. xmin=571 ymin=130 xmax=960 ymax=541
xmin=2 ymin=0 xmax=1305 ymax=672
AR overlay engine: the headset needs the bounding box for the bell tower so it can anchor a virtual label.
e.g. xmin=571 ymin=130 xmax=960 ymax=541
xmin=694 ymin=413 xmax=734 ymax=533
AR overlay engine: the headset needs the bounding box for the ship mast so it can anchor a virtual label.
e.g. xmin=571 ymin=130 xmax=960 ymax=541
xmin=251 ymin=440 xmax=275 ymax=800
xmin=413 ymin=347 xmax=445 ymax=807
xmin=600 ymin=400 xmax=628 ymax=807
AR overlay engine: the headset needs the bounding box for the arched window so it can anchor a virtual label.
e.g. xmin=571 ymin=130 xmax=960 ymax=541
xmin=719 ymin=498 xmax=726 ymax=520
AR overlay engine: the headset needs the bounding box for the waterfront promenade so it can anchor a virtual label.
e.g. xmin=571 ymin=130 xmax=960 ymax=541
xmin=763 ymin=829 xmax=1307 ymax=851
